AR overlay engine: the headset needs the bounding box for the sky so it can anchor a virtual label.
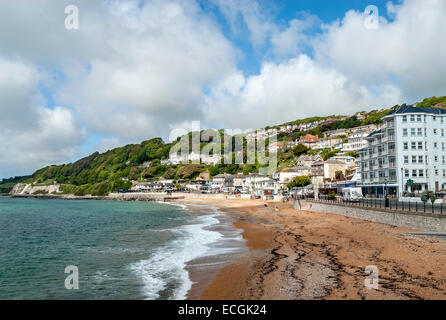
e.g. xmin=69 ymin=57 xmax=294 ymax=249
xmin=1 ymin=0 xmax=446 ymax=179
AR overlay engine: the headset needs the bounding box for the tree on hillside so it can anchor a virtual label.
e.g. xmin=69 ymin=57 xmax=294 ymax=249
xmin=292 ymin=144 xmax=309 ymax=156
xmin=321 ymin=148 xmax=338 ymax=161
xmin=176 ymin=164 xmax=203 ymax=180
xmin=163 ymin=168 xmax=176 ymax=179
xmin=287 ymin=176 xmax=311 ymax=189
xmin=344 ymin=151 xmax=359 ymax=158
xmin=416 ymin=96 xmax=446 ymax=109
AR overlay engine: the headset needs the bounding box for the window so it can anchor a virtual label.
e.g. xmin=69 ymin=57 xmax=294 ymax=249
xmin=410 ymin=115 xmax=415 ymax=122
xmin=412 ymin=170 xmax=417 ymax=177
xmin=405 ymin=169 xmax=409 ymax=177
xmin=435 ymin=169 xmax=439 ymax=176
xmin=412 ymin=156 xmax=417 ymax=163
xmin=417 ymin=128 xmax=422 ymax=136
xmin=419 ymin=170 xmax=424 ymax=177
xmin=404 ymin=142 xmax=408 ymax=150
xmin=403 ymin=128 xmax=408 ymax=136
xmin=411 ymin=142 xmax=416 ymax=150
xmin=434 ymin=129 xmax=437 ymax=135
xmin=418 ymin=155 xmax=423 ymax=163
xmin=411 ymin=128 xmax=416 ymax=136
xmin=404 ymin=156 xmax=409 ymax=164
xmin=433 ymin=116 xmax=437 ymax=121
xmin=417 ymin=115 xmax=422 ymax=122
xmin=418 ymin=142 xmax=423 ymax=150
xmin=435 ymin=156 xmax=438 ymax=162
xmin=434 ymin=142 xmax=438 ymax=148
xmin=402 ymin=115 xmax=407 ymax=122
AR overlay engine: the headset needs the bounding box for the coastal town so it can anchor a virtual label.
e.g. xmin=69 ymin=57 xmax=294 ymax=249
xmin=120 ymin=105 xmax=446 ymax=204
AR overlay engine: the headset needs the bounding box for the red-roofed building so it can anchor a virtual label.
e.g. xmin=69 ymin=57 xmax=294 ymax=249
xmin=298 ymin=134 xmax=319 ymax=148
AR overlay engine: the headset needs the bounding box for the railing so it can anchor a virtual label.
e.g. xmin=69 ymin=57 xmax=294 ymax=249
xmin=306 ymin=195 xmax=445 ymax=215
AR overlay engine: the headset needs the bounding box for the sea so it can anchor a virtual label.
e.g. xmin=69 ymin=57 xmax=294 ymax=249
xmin=0 ymin=196 xmax=245 ymax=300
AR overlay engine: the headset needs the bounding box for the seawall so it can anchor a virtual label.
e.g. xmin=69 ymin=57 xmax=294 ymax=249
xmin=304 ymin=200 xmax=446 ymax=233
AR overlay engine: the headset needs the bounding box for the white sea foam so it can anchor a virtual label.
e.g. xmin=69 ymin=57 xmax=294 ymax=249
xmin=129 ymin=213 xmax=224 ymax=300
xmin=155 ymin=201 xmax=188 ymax=210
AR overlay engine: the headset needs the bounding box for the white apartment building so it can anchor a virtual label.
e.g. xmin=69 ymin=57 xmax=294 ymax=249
xmin=359 ymin=106 xmax=446 ymax=197
xmin=311 ymin=137 xmax=343 ymax=150
xmin=242 ymin=173 xmax=269 ymax=193
xmin=273 ymin=167 xmax=309 ymax=184
xmin=164 ymin=152 xmax=222 ymax=165
xmin=342 ymin=130 xmax=373 ymax=153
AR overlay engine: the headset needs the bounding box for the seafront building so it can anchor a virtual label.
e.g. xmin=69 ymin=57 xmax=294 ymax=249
xmin=358 ymin=105 xmax=446 ymax=197
xmin=342 ymin=126 xmax=377 ymax=153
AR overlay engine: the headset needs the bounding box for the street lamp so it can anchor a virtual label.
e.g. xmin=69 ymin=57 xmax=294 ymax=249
xmin=400 ymin=167 xmax=404 ymax=198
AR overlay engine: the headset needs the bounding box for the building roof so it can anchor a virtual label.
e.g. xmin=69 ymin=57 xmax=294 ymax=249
xmin=365 ymin=129 xmax=382 ymax=139
xmin=385 ymin=105 xmax=446 ymax=117
xmin=324 ymin=159 xmax=344 ymax=165
xmin=299 ymin=134 xmax=319 ymax=143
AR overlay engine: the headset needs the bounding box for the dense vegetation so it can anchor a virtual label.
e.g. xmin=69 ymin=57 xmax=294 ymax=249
xmin=0 ymin=176 xmax=30 ymax=193
xmin=416 ymin=96 xmax=446 ymax=109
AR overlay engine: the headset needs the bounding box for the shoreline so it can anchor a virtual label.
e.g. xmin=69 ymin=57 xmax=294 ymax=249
xmin=7 ymin=192 xmax=185 ymax=202
xmin=174 ymin=197 xmax=446 ymax=300
xmin=176 ymin=201 xmax=249 ymax=300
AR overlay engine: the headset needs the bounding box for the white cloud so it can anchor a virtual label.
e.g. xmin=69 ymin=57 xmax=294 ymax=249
xmin=204 ymin=55 xmax=402 ymax=130
xmin=203 ymin=0 xmax=446 ymax=130
xmin=0 ymin=59 xmax=84 ymax=177
xmin=270 ymin=14 xmax=319 ymax=58
xmin=55 ymin=0 xmax=237 ymax=140
xmin=313 ymin=0 xmax=446 ymax=101
xmin=212 ymin=0 xmax=275 ymax=47
xmin=94 ymin=137 xmax=124 ymax=153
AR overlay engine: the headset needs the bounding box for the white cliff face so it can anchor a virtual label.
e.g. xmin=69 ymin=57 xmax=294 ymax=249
xmin=10 ymin=183 xmax=61 ymax=195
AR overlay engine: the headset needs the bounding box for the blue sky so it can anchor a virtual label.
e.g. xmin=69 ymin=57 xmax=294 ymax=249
xmin=0 ymin=0 xmax=445 ymax=179
xmin=204 ymin=0 xmax=396 ymax=75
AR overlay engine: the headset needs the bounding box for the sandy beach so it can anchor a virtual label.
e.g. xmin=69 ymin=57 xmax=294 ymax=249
xmin=175 ymin=197 xmax=446 ymax=300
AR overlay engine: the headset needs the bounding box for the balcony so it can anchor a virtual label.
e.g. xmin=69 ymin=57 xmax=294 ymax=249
xmin=382 ymin=133 xmax=395 ymax=142
xmin=379 ymin=177 xmax=396 ymax=184
xmin=383 ymin=121 xmax=395 ymax=129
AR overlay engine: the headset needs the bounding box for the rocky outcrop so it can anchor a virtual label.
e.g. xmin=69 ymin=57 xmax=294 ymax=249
xmin=10 ymin=183 xmax=61 ymax=195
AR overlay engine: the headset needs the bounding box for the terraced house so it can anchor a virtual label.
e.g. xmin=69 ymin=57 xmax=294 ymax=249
xmin=359 ymin=105 xmax=446 ymax=197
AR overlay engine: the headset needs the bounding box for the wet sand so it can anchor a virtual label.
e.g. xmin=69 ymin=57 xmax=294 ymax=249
xmin=175 ymin=198 xmax=446 ymax=300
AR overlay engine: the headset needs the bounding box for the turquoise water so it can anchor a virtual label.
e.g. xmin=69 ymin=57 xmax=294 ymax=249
xmin=0 ymin=197 xmax=222 ymax=300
